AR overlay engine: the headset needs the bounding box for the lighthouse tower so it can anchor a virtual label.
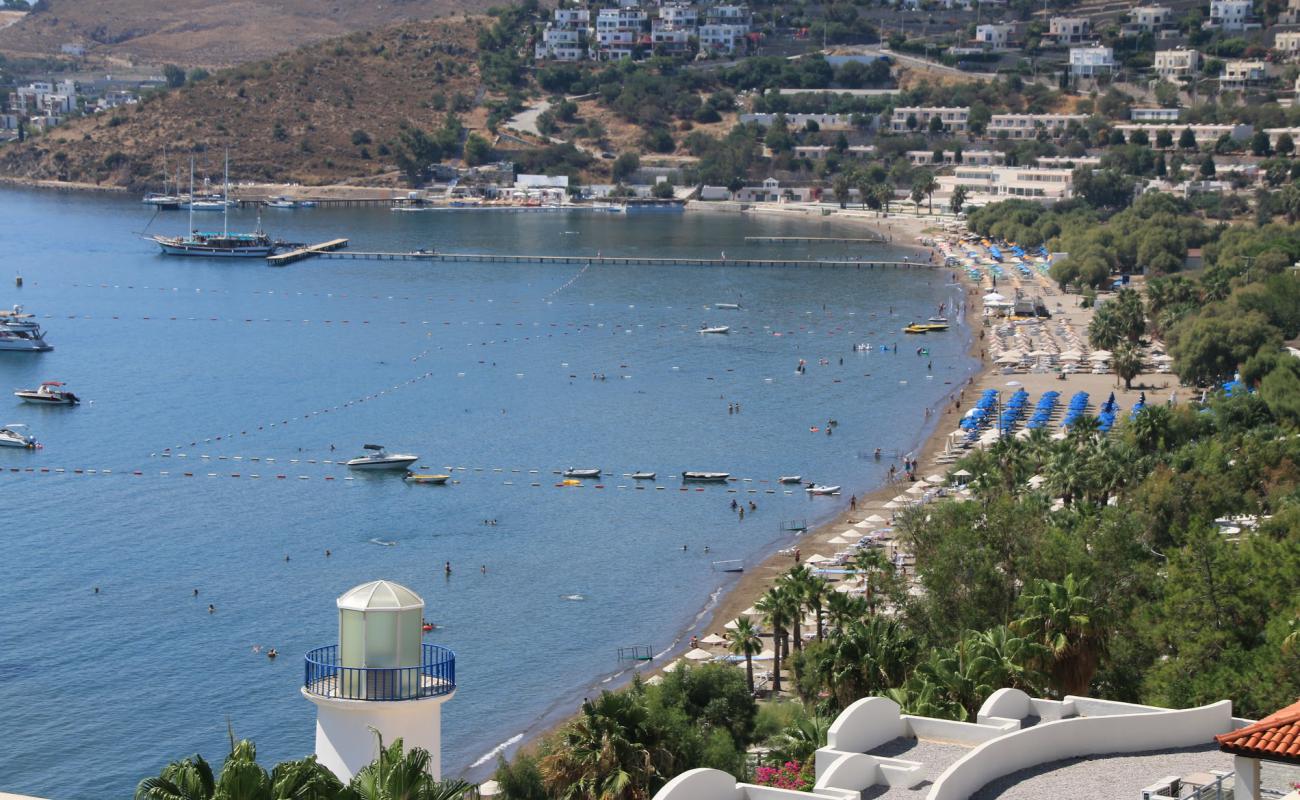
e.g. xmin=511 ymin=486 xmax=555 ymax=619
xmin=302 ymin=580 xmax=456 ymax=781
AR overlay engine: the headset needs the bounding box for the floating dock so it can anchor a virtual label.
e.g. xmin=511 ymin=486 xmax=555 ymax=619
xmin=267 ymin=238 xmax=349 ymax=266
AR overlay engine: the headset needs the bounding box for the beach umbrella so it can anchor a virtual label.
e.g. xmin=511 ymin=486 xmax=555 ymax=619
xmin=1090 ymin=350 xmax=1112 ymax=360
xmin=996 ymin=353 xmax=1022 ymax=365
xmin=892 ymin=494 xmax=911 ymax=503
xmin=827 ymin=535 xmax=853 ymax=544
xmin=645 ymin=674 xmax=664 ymax=686
xmin=906 ymin=484 xmax=928 ymax=495
xmin=664 ymin=660 xmax=684 ymax=672
xmin=1005 ymin=380 xmax=1023 ymax=387
xmin=685 ymin=648 xmax=714 ymax=661
xmin=983 ymin=292 xmax=1007 ymax=303
xmin=925 ymin=474 xmax=945 ymax=484
xmin=864 ymin=514 xmax=887 ymax=523
xmin=882 ymin=500 xmax=904 ymax=509
xmin=701 ymin=633 xmax=727 ymax=645
xmin=1059 ymin=350 xmax=1082 ymax=361
xmin=853 ymin=519 xmax=876 ymax=530
xmin=804 ymin=553 xmax=831 ymax=564
xmin=741 ymin=606 xmax=758 ymax=617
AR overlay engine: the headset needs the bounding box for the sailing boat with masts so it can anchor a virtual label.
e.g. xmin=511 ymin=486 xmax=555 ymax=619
xmin=151 ymin=151 xmax=274 ymax=257
xmin=142 ymin=147 xmax=181 ymax=209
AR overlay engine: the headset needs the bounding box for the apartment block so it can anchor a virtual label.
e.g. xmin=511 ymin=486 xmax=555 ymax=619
xmin=889 ymin=106 xmax=970 ymax=133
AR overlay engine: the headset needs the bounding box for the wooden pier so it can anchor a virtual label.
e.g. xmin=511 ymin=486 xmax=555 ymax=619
xmin=267 ymin=238 xmax=350 ymax=266
xmin=746 ymin=235 xmax=885 ymax=244
xmin=301 ymin=251 xmax=934 ymax=270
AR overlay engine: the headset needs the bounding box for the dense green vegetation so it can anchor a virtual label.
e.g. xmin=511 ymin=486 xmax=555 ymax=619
xmin=137 ymin=735 xmax=470 ymax=800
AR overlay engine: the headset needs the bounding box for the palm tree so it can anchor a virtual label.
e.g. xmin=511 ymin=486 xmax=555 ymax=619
xmin=832 ymin=174 xmax=851 ymax=209
xmin=780 ymin=567 xmax=814 ymax=658
xmin=348 ymin=735 xmax=470 ymax=800
xmin=1011 ymin=574 xmax=1108 ymax=697
xmin=136 ymin=754 xmax=216 ymax=800
xmin=917 ymin=172 xmax=939 ymax=214
xmin=805 ymin=576 xmax=830 ymax=641
xmin=729 ymin=616 xmax=763 ymax=693
xmin=909 ymin=182 xmax=925 ymax=214
xmin=825 ymin=590 xmax=866 ymax=636
xmin=755 ymin=587 xmax=789 ymax=695
xmin=874 ymin=184 xmax=893 ymax=215
xmin=767 ymin=713 xmax=830 ymax=764
xmin=270 ymin=757 xmax=344 ymax=800
xmin=850 ymin=548 xmax=891 ymax=611
xmin=540 ymin=693 xmax=664 ymax=800
xmin=1112 ymin=342 xmax=1143 ymax=390
xmin=965 ymin=626 xmax=1047 ymax=695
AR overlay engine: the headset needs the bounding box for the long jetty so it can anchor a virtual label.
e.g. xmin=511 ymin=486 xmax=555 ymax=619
xmin=745 ymin=235 xmax=885 ymax=244
xmin=298 ymin=251 xmax=934 ymax=269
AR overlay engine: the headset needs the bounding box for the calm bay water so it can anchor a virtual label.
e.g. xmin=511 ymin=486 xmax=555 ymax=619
xmin=0 ymin=188 xmax=975 ymax=798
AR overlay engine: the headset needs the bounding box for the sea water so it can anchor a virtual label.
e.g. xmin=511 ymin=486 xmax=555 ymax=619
xmin=0 ymin=188 xmax=976 ymax=798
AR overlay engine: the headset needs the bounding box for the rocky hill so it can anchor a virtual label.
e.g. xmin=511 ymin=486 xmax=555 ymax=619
xmin=0 ymin=19 xmax=489 ymax=188
xmin=0 ymin=0 xmax=496 ymax=67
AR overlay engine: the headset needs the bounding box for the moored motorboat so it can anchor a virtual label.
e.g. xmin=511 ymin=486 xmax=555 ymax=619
xmin=778 ymin=475 xmax=802 ymax=484
xmin=404 ymin=473 xmax=450 ymax=484
xmin=683 ymin=471 xmax=730 ymax=482
xmin=714 ymin=303 xmax=741 ymax=310
xmin=806 ymin=484 xmax=841 ymax=495
xmin=264 ymin=196 xmax=298 ymax=209
xmin=563 ymin=468 xmax=601 ymax=478
xmin=0 ymin=329 xmax=52 ymax=351
xmin=699 ymin=325 xmax=730 ymax=334
xmin=345 ymin=444 xmax=419 ymax=470
xmin=0 ymin=423 xmax=38 ymax=448
xmin=631 ymin=471 xmax=656 ymax=480
xmin=15 ymin=382 xmax=79 ymax=405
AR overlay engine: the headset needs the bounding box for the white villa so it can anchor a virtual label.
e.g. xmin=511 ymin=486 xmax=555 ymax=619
xmin=1048 ymin=16 xmax=1090 ymax=43
xmin=889 ymin=106 xmax=970 ymax=133
xmin=1069 ymin=46 xmax=1114 ymax=77
xmin=1154 ymin=48 xmax=1201 ymax=79
xmin=650 ymin=691 xmax=1300 ymax=800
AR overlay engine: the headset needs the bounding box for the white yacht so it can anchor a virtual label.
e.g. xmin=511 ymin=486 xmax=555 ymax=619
xmin=15 ymin=382 xmax=79 ymax=405
xmin=0 ymin=423 xmax=38 ymax=448
xmin=0 ymin=308 xmax=52 ymax=351
xmin=345 ymin=444 xmax=419 ymax=470
xmin=699 ymin=325 xmax=730 ymax=335
xmin=682 ymin=471 xmax=730 ymax=482
xmin=806 ymin=484 xmax=841 ymax=495
xmin=563 ymin=468 xmax=601 ymax=478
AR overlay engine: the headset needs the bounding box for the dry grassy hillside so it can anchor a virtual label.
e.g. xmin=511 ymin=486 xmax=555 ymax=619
xmin=0 ymin=0 xmax=496 ymax=66
xmin=0 ymin=19 xmax=488 ymax=188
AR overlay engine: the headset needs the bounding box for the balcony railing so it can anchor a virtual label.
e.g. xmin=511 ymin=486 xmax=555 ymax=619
xmin=304 ymin=644 xmax=456 ymax=701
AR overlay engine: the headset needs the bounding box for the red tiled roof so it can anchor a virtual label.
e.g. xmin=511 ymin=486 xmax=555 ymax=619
xmin=1215 ymin=700 xmax=1300 ymax=763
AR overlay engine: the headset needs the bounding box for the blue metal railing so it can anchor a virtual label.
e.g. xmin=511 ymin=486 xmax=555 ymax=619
xmin=303 ymin=644 xmax=456 ymax=701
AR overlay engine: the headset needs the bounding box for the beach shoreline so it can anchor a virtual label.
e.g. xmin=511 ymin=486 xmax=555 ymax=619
xmin=469 ymin=220 xmax=981 ymax=782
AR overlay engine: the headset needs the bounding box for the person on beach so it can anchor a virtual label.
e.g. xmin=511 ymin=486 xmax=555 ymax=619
xmin=794 ymin=547 xmax=801 ymax=562
xmin=850 ymin=495 xmax=857 ymax=510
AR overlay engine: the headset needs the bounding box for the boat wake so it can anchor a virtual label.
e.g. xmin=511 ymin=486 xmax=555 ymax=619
xmin=560 ymin=593 xmax=586 ymax=601
xmin=469 ymin=733 xmax=525 ymax=769
xmin=368 ymin=538 xmax=397 ymax=547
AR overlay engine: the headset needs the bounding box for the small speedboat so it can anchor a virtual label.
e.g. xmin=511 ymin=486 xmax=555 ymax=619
xmin=15 ymin=381 xmax=79 ymax=405
xmin=806 ymin=484 xmax=841 ymax=495
xmin=563 ymin=468 xmax=601 ymax=479
xmin=714 ymin=303 xmax=741 ymax=310
xmin=631 ymin=471 xmax=656 ymax=480
xmin=778 ymin=475 xmax=802 ymax=484
xmin=0 ymin=423 xmax=38 ymax=448
xmin=264 ymin=196 xmax=298 ymax=209
xmin=699 ymin=325 xmax=730 ymax=334
xmin=405 ymin=473 xmax=450 ymax=484
xmin=345 ymin=444 xmax=419 ymax=470
xmin=682 ymin=471 xmax=730 ymax=482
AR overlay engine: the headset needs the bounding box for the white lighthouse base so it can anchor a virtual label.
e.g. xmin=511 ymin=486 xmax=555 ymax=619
xmin=302 ymin=688 xmax=455 ymax=782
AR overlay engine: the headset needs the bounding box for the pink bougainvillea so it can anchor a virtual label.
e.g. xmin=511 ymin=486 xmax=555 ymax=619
xmin=754 ymin=761 xmax=808 ymax=791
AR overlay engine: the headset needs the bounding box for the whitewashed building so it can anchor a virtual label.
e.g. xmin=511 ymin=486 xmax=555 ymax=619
xmin=1048 ymin=16 xmax=1090 ymax=43
xmin=1219 ymin=59 xmax=1271 ymax=90
xmin=1069 ymin=46 xmax=1114 ymax=77
xmin=889 ymin=106 xmax=970 ymax=133
xmin=1206 ymin=0 xmax=1258 ymax=30
xmin=937 ymin=165 xmax=1077 ymax=203
xmin=1274 ymin=31 xmax=1300 ymax=59
xmin=987 ymin=112 xmax=1086 ymax=139
xmin=1154 ymin=48 xmax=1201 ymax=79
xmin=1130 ymin=107 xmax=1180 ymax=122
xmin=1128 ymin=5 xmax=1173 ymax=31
xmin=974 ymin=23 xmax=1014 ymax=48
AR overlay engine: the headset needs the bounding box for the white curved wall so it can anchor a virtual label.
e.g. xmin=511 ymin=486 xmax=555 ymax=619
xmin=926 ymin=700 xmax=1235 ymax=800
xmin=826 ymin=697 xmax=906 ymax=755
